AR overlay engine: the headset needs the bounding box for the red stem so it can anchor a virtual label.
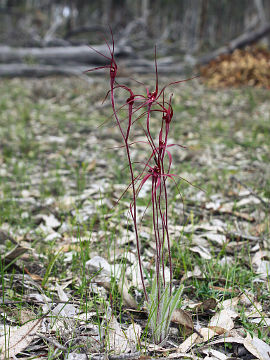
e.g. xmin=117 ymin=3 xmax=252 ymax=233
xmin=110 ymin=79 xmax=148 ymax=301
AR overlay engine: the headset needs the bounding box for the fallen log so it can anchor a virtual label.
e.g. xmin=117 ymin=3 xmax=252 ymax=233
xmin=0 ymin=44 xmax=131 ymax=66
xmin=198 ymin=22 xmax=270 ymax=65
xmin=0 ymin=64 xmax=89 ymax=77
xmin=0 ymin=58 xmax=187 ymax=78
xmin=120 ymin=57 xmax=186 ymax=75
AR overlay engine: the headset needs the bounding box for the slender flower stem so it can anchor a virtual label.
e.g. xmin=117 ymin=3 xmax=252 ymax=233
xmin=163 ymin=179 xmax=172 ymax=295
xmin=110 ymin=80 xmax=148 ymax=301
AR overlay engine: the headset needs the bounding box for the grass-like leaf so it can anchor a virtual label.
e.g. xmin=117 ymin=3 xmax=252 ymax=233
xmin=146 ymin=275 xmax=183 ymax=344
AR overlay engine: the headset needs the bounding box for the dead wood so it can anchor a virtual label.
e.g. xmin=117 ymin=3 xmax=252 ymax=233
xmin=0 ymin=44 xmax=131 ymax=66
xmin=0 ymin=59 xmax=187 ymax=78
xmin=0 ymin=64 xmax=89 ymax=77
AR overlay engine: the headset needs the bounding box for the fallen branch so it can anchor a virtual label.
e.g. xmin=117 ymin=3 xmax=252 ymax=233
xmin=0 ymin=64 xmax=88 ymax=77
xmin=0 ymin=60 xmax=186 ymax=78
xmin=0 ymin=44 xmax=131 ymax=65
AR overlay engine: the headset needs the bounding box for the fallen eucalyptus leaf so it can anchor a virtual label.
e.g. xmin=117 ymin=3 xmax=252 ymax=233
xmin=250 ymin=317 xmax=270 ymax=326
xmin=203 ymin=232 xmax=226 ymax=245
xmin=243 ymin=334 xmax=270 ymax=360
xmin=4 ymin=244 xmax=29 ymax=263
xmin=208 ymin=310 xmax=234 ymax=334
xmin=190 ymin=245 xmax=211 ymax=259
xmin=177 ymin=327 xmax=216 ymax=353
xmin=0 ymin=318 xmax=41 ymax=359
xmin=106 ymin=314 xmax=141 ymax=354
xmin=202 ymin=348 xmax=227 ymax=360
xmin=171 ymin=309 xmax=193 ymax=331
xmin=181 ymin=265 xmax=202 ymax=282
xmin=195 ymin=298 xmax=217 ymax=313
xmin=118 ymin=278 xmax=137 ymax=309
xmin=86 ymin=255 xmax=121 ymax=280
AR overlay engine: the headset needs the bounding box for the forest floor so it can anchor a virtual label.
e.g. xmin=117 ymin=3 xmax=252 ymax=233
xmin=0 ymin=75 xmax=269 ymax=359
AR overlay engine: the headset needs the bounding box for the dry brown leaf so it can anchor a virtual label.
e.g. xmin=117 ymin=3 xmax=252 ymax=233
xmin=126 ymin=323 xmax=141 ymax=351
xmin=171 ymin=309 xmax=193 ymax=331
xmin=86 ymin=159 xmax=96 ymax=172
xmin=221 ymin=297 xmax=239 ymax=310
xmin=203 ymin=233 xmax=226 ymax=245
xmin=205 ymin=336 xmax=245 ymax=347
xmin=252 ymin=250 xmax=265 ymax=265
xmin=256 ymin=261 xmax=270 ymax=279
xmin=107 ymin=314 xmax=141 ymax=354
xmin=208 ymin=310 xmax=234 ymax=335
xmin=177 ymin=327 xmax=216 ymax=353
xmin=195 ymin=298 xmax=217 ymax=313
xmin=181 ymin=265 xmax=202 ymax=282
xmin=118 ymin=279 xmax=137 ymax=309
xmin=239 ymin=291 xmax=254 ymax=306
xmin=190 ymin=245 xmax=211 ymax=259
xmin=243 ymin=334 xmax=270 ymax=360
xmin=177 ymin=332 xmax=199 ymax=353
xmin=199 ymin=327 xmax=218 ymax=342
xmin=236 ymin=196 xmax=261 ymax=207
xmin=250 ymin=317 xmax=270 ymax=326
xmin=201 ymin=348 xmax=228 ymax=360
xmin=4 ymin=244 xmax=29 ymax=262
xmin=107 ymin=314 xmax=128 ymax=354
xmin=0 ymin=318 xmax=41 ymax=359
xmin=86 ymin=255 xmax=121 ymax=280
xmin=39 ymin=213 xmax=61 ymax=229
xmin=200 ymin=46 xmax=270 ymax=89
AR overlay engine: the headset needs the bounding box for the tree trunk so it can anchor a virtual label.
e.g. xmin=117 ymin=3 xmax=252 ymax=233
xmin=198 ymin=0 xmax=208 ymax=49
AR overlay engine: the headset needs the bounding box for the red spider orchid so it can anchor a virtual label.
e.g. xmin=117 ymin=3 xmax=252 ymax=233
xmin=86 ymin=39 xmax=149 ymax=298
xmin=85 ymin=29 xmax=117 ymax=88
xmin=131 ymin=160 xmax=176 ymax=288
xmin=114 ymin=84 xmax=136 ymax=141
xmin=137 ymin=163 xmax=177 ymax=195
xmin=128 ymin=45 xmax=199 ymax=112
xmin=121 ymin=55 xmax=197 ymax=164
xmin=157 ymin=95 xmax=174 ymax=159
xmin=88 ymin=30 xmax=199 ymax=343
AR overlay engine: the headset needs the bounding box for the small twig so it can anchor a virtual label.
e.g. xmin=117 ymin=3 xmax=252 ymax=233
xmin=231 ymin=175 xmax=269 ymax=209
xmin=226 ymin=231 xmax=266 ymax=242
xmin=193 ymin=328 xmax=204 ymax=338
xmin=91 ymin=355 xmax=105 ymax=360
xmin=109 ymin=352 xmax=141 ymax=360
xmin=36 ymin=332 xmax=67 ymax=351
xmin=0 ymin=299 xmax=82 ymax=306
xmin=90 ymin=351 xmax=141 ymax=360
